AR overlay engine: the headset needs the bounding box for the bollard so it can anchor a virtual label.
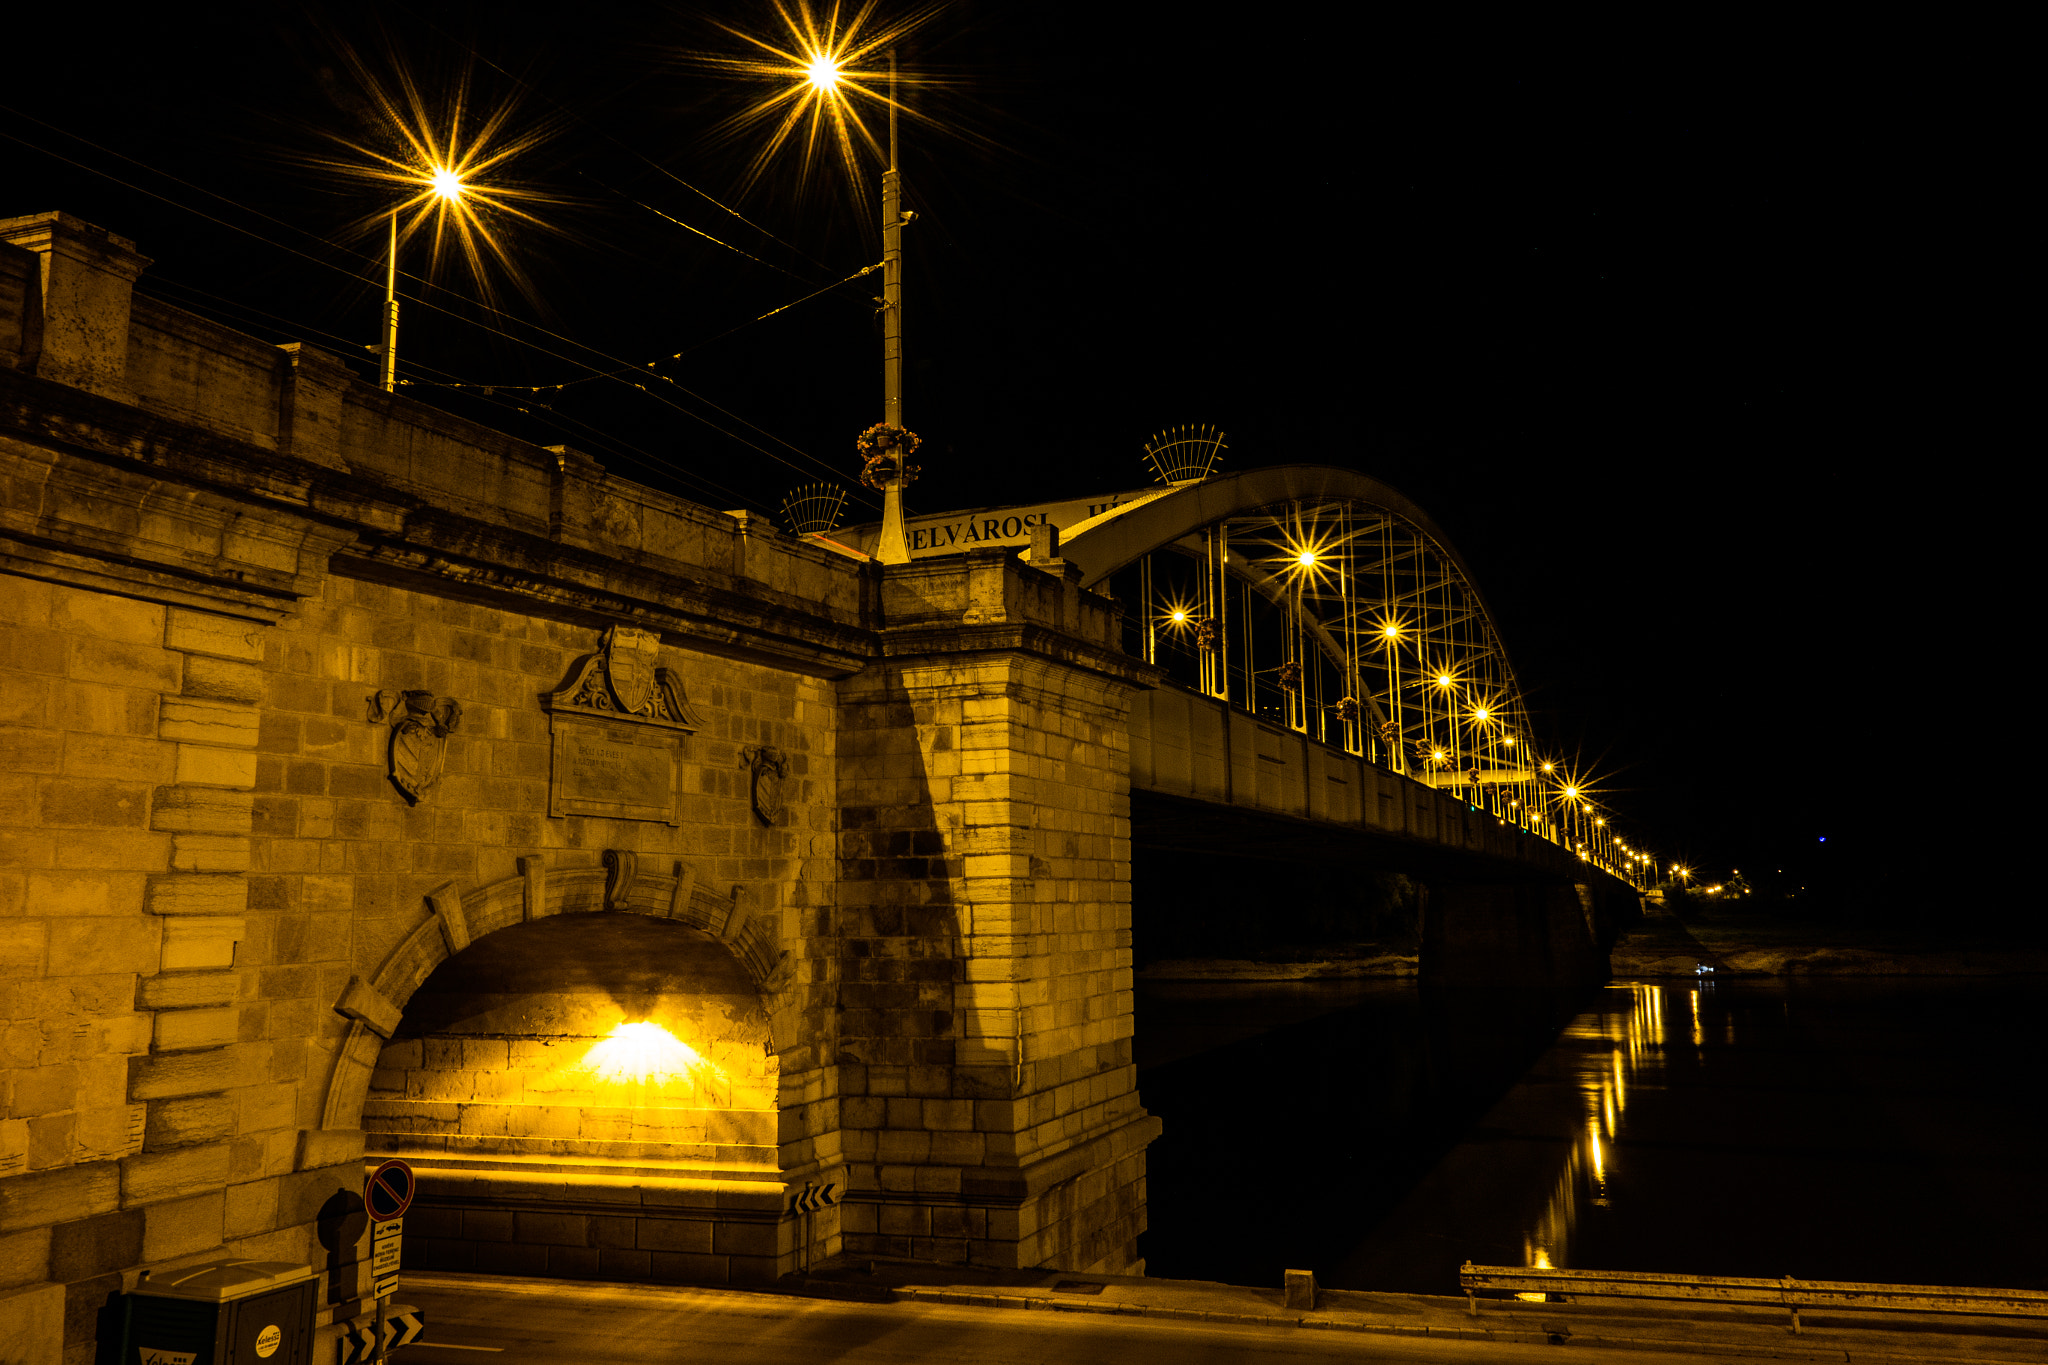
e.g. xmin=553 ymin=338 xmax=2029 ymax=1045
xmin=1285 ymin=1269 xmax=1316 ymax=1311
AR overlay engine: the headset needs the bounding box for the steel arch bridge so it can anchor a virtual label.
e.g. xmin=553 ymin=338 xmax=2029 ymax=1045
xmin=847 ymin=463 xmax=1644 ymax=884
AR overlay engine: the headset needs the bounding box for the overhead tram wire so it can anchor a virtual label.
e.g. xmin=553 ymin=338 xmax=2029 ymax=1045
xmin=129 ymin=275 xmax=769 ymax=513
xmin=409 ymin=12 xmax=840 ymax=278
xmin=586 ymin=174 xmax=820 ymax=283
xmin=0 ymin=119 xmax=861 ymax=496
xmin=427 ymin=260 xmax=885 ymax=391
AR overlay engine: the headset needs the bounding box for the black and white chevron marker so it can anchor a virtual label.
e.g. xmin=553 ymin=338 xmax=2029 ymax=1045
xmin=333 ymin=1302 xmax=427 ymax=1362
xmin=790 ymin=1181 xmax=838 ymax=1215
xmin=384 ymin=1304 xmax=426 ymax=1352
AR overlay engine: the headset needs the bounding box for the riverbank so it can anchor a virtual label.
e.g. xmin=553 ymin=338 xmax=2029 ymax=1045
xmin=1137 ymin=910 xmax=2048 ymax=981
xmin=1613 ymin=905 xmax=2048 ymax=976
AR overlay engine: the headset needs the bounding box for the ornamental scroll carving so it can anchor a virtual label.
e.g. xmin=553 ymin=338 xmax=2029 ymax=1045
xmin=543 ymin=625 xmax=700 ymax=732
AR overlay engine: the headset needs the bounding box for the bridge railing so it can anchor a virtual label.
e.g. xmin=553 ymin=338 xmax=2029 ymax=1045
xmin=1459 ymin=1263 xmax=2048 ymax=1333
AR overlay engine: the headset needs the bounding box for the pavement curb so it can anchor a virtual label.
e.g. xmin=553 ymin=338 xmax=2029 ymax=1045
xmin=882 ymin=1283 xmax=2026 ymax=1363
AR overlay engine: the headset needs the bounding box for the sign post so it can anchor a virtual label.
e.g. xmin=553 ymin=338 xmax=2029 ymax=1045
xmin=363 ymin=1159 xmax=414 ymax=1363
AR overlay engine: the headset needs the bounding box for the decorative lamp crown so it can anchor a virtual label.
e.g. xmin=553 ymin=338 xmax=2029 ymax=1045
xmin=1143 ymin=424 xmax=1227 ymax=485
xmin=780 ymin=483 xmax=849 ymax=535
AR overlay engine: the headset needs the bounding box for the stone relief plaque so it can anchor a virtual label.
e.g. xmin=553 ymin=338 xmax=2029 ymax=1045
xmin=542 ymin=625 xmax=699 ymax=824
xmin=547 ymin=714 xmax=681 ymax=824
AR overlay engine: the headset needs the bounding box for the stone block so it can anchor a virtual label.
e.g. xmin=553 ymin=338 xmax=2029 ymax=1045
xmin=135 ymin=972 xmax=238 ymax=1012
xmin=548 ymin=1245 xmax=600 ymax=1278
xmin=164 ymin=610 xmax=266 ymax=663
xmin=152 ymin=1006 xmax=238 ymax=1052
xmin=52 ymin=590 xmax=163 ymax=646
xmin=0 ymin=1162 xmax=119 ymax=1235
xmin=0 ymin=726 xmax=62 ymax=774
xmin=223 ymin=1178 xmax=279 ymax=1240
xmin=599 ymin=1247 xmax=651 ymax=1281
xmin=27 ymin=1113 xmax=74 ymax=1169
xmin=158 ymin=698 xmax=258 ymax=748
xmin=176 ymin=745 xmax=259 ymax=789
xmin=159 ymin=917 xmax=243 ymax=970
xmin=145 ymin=874 xmax=247 ymax=917
xmin=121 ymin=1142 xmax=231 ymax=1206
xmin=168 ymin=835 xmax=250 ymax=873
xmin=49 ymin=916 xmax=157 ymax=975
xmin=636 ymin=1218 xmax=710 ymax=1253
xmin=141 ymin=1190 xmax=224 ymax=1261
xmin=142 ymin=1094 xmax=235 ymax=1152
xmin=62 ymin=733 xmax=168 ymax=783
xmin=0 ymin=1282 xmax=63 ymax=1363
xmin=588 ymin=1216 xmax=636 ymax=1249
xmin=335 ymin=977 xmax=402 ymax=1039
xmin=46 ymin=1208 xmax=142 ymax=1282
xmin=181 ymin=655 xmax=264 ymax=706
xmin=514 ymin=1212 xmax=588 ymax=1247
xmin=0 ymin=922 xmax=46 ymax=973
xmin=67 ymin=637 xmax=179 ymax=693
xmin=38 ymin=778 xmax=148 ymax=828
xmin=26 ymin=870 xmax=142 ymax=917
xmin=73 ymin=1105 xmax=146 ymax=1164
xmin=462 ymin=1210 xmax=513 ymax=1242
xmin=1285 ymin=1268 xmax=1316 ymax=1310
xmin=150 ymin=785 xmax=253 ymax=835
xmin=236 ymin=1082 xmax=297 ymax=1136
xmin=127 ymin=1048 xmax=235 ymax=1101
xmin=0 ymin=1226 xmax=51 ymax=1291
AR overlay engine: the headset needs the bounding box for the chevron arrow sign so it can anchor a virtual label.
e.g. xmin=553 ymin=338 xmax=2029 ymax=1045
xmin=790 ymin=1181 xmax=838 ymax=1215
xmin=384 ymin=1304 xmax=426 ymax=1352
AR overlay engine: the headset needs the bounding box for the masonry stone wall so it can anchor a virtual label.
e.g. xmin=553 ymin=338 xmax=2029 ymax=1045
xmin=0 ymin=210 xmax=1162 ymax=1361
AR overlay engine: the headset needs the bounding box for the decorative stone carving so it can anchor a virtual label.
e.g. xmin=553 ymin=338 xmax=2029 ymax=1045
xmin=372 ymin=689 xmax=462 ymax=803
xmin=542 ymin=626 xmax=697 ymax=824
xmin=546 ymin=625 xmax=699 ymax=732
xmin=603 ymin=848 xmax=639 ymax=909
xmin=741 ymin=745 xmax=788 ymax=826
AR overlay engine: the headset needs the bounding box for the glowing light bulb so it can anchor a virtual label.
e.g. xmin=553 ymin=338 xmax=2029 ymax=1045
xmin=1171 ymin=610 xmax=1187 ymax=623
xmin=430 ymin=168 xmax=464 ymax=200
xmin=580 ymin=1021 xmax=711 ymax=1086
xmin=806 ymin=55 xmax=841 ymax=90
xmin=1296 ymin=550 xmax=1316 ymax=567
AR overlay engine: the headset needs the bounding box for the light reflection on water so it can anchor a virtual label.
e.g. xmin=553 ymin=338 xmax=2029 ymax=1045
xmin=1523 ymin=981 xmax=1719 ymax=1275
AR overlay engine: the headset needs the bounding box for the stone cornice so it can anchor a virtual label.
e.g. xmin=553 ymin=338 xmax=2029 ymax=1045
xmin=873 ymin=620 xmax=1161 ymax=689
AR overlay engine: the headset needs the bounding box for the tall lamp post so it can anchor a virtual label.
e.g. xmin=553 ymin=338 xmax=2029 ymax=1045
xmin=379 ymin=168 xmax=466 ymax=393
xmin=874 ymin=52 xmax=913 ymax=564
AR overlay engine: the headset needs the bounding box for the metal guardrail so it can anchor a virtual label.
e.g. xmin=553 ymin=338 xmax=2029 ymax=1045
xmin=1459 ymin=1262 xmax=2048 ymax=1335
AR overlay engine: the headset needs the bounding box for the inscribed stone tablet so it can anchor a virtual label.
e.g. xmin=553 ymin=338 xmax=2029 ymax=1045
xmin=548 ymin=713 xmax=681 ymax=823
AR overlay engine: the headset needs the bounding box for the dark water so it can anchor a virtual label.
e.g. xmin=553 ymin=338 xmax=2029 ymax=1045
xmin=1135 ymin=975 xmax=2048 ymax=1295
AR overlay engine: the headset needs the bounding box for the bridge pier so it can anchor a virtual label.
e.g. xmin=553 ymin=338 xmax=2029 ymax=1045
xmin=832 ymin=550 xmax=1161 ymax=1274
xmin=1419 ymin=881 xmax=1612 ymax=992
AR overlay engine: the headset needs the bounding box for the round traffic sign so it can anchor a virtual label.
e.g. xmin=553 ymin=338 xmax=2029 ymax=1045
xmin=364 ymin=1159 xmax=415 ymax=1222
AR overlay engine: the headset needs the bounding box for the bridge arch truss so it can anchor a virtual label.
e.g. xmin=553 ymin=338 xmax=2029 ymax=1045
xmin=1063 ymin=465 xmax=1577 ymax=850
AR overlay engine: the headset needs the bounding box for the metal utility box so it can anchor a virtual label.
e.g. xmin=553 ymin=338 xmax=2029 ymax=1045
xmin=118 ymin=1260 xmax=317 ymax=1365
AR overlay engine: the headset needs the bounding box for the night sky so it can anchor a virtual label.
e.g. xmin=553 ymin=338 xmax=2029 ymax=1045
xmin=4 ymin=6 xmax=1930 ymax=923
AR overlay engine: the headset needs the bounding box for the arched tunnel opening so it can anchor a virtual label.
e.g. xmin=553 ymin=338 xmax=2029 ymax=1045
xmin=363 ymin=914 xmax=795 ymax=1282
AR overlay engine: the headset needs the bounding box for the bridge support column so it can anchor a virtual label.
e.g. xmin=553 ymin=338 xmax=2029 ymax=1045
xmin=832 ymin=551 xmax=1161 ymax=1274
xmin=1420 ymin=881 xmax=1609 ymax=991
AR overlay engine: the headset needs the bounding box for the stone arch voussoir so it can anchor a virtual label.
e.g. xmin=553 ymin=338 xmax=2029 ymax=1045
xmin=315 ymin=849 xmax=790 ymax=1134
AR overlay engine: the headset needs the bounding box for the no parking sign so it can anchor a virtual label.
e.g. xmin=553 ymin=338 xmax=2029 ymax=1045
xmin=365 ymin=1159 xmax=415 ymax=1222
xmin=364 ymin=1160 xmax=413 ymax=1302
